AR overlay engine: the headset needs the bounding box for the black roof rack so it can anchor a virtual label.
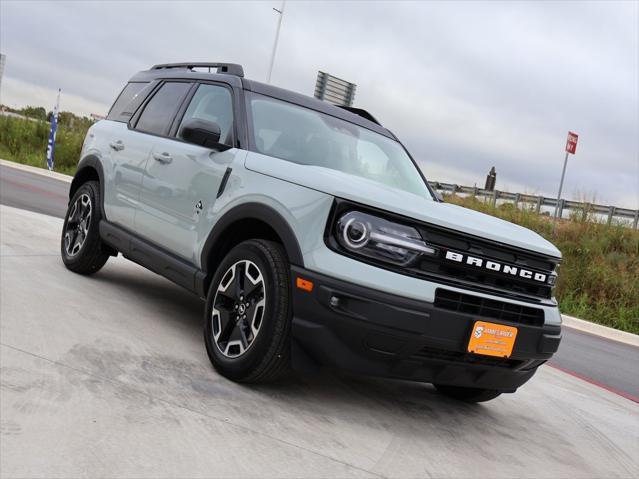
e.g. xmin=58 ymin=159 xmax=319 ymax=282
xmin=150 ymin=62 xmax=244 ymax=78
xmin=337 ymin=105 xmax=381 ymax=126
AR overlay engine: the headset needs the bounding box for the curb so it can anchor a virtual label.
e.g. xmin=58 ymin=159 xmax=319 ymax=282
xmin=562 ymin=314 xmax=638 ymax=347
xmin=0 ymin=158 xmax=73 ymax=183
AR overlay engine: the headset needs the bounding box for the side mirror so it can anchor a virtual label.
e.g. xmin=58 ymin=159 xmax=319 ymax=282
xmin=181 ymin=119 xmax=231 ymax=151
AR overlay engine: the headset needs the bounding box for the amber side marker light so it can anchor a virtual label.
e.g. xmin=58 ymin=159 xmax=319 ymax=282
xmin=296 ymin=277 xmax=314 ymax=292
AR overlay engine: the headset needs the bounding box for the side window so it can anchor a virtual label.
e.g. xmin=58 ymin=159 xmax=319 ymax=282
xmin=135 ymin=82 xmax=191 ymax=136
xmin=178 ymin=84 xmax=234 ymax=145
xmin=106 ymin=82 xmax=149 ymax=122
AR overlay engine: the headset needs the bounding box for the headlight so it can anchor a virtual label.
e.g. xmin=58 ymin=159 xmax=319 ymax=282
xmin=548 ymin=263 xmax=559 ymax=287
xmin=335 ymin=211 xmax=437 ymax=266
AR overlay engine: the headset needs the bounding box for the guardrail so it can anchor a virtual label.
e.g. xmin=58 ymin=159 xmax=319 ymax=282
xmin=428 ymin=182 xmax=639 ymax=230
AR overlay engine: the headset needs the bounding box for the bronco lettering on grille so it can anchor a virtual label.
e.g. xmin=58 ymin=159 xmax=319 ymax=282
xmin=444 ymin=251 xmax=548 ymax=283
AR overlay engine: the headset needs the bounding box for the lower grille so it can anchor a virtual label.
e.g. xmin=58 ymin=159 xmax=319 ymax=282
xmin=413 ymin=346 xmax=522 ymax=368
xmin=421 ymin=261 xmax=553 ymax=299
xmin=434 ymin=289 xmax=544 ymax=327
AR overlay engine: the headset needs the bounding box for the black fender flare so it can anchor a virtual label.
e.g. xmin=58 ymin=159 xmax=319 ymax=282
xmin=70 ymin=155 xmax=107 ymax=218
xmin=200 ymin=202 xmax=304 ymax=274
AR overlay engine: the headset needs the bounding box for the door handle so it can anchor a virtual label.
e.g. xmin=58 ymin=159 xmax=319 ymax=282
xmin=152 ymin=152 xmax=173 ymax=164
xmin=109 ymin=140 xmax=125 ymax=151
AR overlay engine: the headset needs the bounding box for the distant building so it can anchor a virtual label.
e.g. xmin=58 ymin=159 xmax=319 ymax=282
xmin=0 ymin=54 xmax=5 ymax=93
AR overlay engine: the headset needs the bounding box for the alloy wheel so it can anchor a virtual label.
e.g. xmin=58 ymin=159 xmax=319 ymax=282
xmin=212 ymin=260 xmax=266 ymax=358
xmin=64 ymin=193 xmax=92 ymax=257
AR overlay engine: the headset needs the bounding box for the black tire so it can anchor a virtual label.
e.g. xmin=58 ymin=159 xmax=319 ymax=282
xmin=204 ymin=239 xmax=291 ymax=383
xmin=434 ymin=384 xmax=503 ymax=403
xmin=60 ymin=181 xmax=109 ymax=275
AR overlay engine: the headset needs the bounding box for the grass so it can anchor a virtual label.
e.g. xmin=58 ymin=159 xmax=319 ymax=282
xmin=445 ymin=194 xmax=639 ymax=334
xmin=1 ymin=113 xmax=637 ymax=334
xmin=0 ymin=111 xmax=90 ymax=176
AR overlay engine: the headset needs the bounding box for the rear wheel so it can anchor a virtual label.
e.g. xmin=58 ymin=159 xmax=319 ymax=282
xmin=434 ymin=384 xmax=503 ymax=403
xmin=60 ymin=181 xmax=109 ymax=275
xmin=204 ymin=239 xmax=291 ymax=383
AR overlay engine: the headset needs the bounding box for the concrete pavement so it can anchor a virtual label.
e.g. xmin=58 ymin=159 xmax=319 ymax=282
xmin=1 ymin=204 xmax=638 ymax=478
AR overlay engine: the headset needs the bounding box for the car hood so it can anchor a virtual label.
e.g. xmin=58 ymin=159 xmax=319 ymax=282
xmin=245 ymin=154 xmax=562 ymax=258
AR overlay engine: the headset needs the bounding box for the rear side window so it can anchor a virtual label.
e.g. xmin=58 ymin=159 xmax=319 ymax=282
xmin=135 ymin=82 xmax=191 ymax=136
xmin=107 ymin=82 xmax=149 ymax=122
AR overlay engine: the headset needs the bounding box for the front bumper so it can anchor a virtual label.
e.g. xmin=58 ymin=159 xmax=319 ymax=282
xmin=291 ymin=266 xmax=562 ymax=392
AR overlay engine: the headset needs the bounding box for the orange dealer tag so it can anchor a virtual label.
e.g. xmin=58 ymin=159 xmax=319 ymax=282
xmin=468 ymin=321 xmax=518 ymax=358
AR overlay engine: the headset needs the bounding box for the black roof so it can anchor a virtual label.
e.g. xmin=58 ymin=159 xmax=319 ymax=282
xmin=130 ymin=68 xmax=244 ymax=87
xmin=151 ymin=62 xmax=245 ymax=77
xmin=129 ymin=66 xmax=393 ymax=139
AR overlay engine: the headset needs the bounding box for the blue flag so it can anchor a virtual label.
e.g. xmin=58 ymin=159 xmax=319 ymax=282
xmin=46 ymin=89 xmax=61 ymax=171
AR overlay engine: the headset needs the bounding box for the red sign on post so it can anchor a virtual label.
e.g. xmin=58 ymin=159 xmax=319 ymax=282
xmin=565 ymin=131 xmax=578 ymax=154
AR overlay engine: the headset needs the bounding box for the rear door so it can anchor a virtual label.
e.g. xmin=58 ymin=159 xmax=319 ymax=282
xmin=135 ymin=82 xmax=239 ymax=263
xmin=102 ymin=81 xmax=152 ymax=227
xmin=116 ymin=80 xmax=191 ymax=227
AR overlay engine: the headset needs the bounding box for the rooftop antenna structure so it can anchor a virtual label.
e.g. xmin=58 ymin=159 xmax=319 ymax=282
xmin=266 ymin=1 xmax=286 ymax=84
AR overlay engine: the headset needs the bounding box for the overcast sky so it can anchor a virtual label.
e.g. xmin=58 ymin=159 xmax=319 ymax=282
xmin=1 ymin=0 xmax=637 ymax=207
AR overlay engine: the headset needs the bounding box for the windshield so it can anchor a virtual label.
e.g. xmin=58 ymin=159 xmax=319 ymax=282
xmin=248 ymin=93 xmax=433 ymax=199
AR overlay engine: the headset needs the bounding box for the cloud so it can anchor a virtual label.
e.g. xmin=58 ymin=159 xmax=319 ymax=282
xmin=1 ymin=0 xmax=637 ymax=207
xmin=1 ymin=77 xmax=109 ymax=117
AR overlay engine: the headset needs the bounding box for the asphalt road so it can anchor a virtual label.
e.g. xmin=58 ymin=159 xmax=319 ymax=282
xmin=551 ymin=327 xmax=639 ymax=401
xmin=1 ymin=161 xmax=637 ymax=403
xmin=0 ymin=162 xmax=69 ymax=217
xmin=1 ymin=204 xmax=637 ymax=478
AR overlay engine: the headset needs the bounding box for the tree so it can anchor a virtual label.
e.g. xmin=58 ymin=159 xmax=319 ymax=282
xmin=20 ymin=106 xmax=47 ymax=121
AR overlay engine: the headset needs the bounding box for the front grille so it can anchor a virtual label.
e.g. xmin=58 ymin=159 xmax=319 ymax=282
xmin=417 ymin=225 xmax=558 ymax=301
xmin=421 ymin=261 xmax=552 ymax=299
xmin=412 ymin=345 xmax=522 ymax=368
xmin=434 ymin=289 xmax=544 ymax=327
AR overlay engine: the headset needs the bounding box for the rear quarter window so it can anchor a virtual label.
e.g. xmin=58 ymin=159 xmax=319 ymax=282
xmin=107 ymin=82 xmax=149 ymax=122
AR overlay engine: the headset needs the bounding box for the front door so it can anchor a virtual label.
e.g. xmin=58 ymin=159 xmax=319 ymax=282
xmin=136 ymin=82 xmax=239 ymax=263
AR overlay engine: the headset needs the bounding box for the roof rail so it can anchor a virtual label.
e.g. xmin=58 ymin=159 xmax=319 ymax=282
xmin=337 ymin=106 xmax=381 ymax=126
xmin=150 ymin=62 xmax=244 ymax=77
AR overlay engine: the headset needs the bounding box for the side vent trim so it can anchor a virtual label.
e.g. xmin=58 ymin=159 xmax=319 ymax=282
xmin=217 ymin=167 xmax=232 ymax=199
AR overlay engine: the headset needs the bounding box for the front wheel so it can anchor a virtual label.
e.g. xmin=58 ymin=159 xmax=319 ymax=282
xmin=60 ymin=181 xmax=109 ymax=275
xmin=434 ymin=384 xmax=503 ymax=403
xmin=204 ymin=239 xmax=292 ymax=383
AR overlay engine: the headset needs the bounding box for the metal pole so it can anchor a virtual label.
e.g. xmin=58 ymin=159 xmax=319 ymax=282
xmin=266 ymin=1 xmax=286 ymax=84
xmin=553 ymin=151 xmax=569 ymax=220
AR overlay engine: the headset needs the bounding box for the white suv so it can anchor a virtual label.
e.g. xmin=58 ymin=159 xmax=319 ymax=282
xmin=61 ymin=62 xmax=562 ymax=402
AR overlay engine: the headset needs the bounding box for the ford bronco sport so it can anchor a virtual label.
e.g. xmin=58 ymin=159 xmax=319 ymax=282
xmin=61 ymin=62 xmax=562 ymax=402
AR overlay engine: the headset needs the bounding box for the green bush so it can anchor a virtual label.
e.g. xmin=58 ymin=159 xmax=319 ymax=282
xmin=0 ymin=113 xmax=91 ymax=175
xmin=20 ymin=106 xmax=47 ymax=121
